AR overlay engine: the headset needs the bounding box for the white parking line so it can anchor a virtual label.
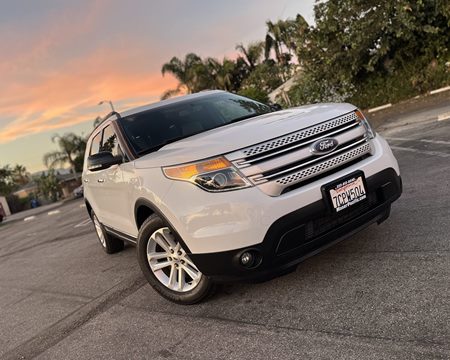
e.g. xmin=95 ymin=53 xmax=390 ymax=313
xmin=390 ymin=145 xmax=450 ymax=158
xmin=386 ymin=137 xmax=450 ymax=145
xmin=74 ymin=218 xmax=91 ymax=228
xmin=385 ymin=137 xmax=413 ymax=142
xmin=79 ymin=204 xmax=86 ymax=208
xmin=420 ymin=139 xmax=450 ymax=145
xmin=437 ymin=112 xmax=450 ymax=122
xmin=47 ymin=210 xmax=61 ymax=216
xmin=24 ymin=216 xmax=36 ymax=221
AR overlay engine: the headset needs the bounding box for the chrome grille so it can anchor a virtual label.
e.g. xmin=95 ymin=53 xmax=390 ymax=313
xmin=241 ymin=112 xmax=357 ymax=158
xmin=226 ymin=111 xmax=373 ymax=196
xmin=275 ymin=143 xmax=371 ymax=186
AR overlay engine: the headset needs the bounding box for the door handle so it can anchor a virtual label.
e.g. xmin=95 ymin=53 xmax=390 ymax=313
xmin=97 ymin=178 xmax=105 ymax=183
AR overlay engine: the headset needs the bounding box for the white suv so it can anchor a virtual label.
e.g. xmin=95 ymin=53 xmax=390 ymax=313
xmin=83 ymin=91 xmax=402 ymax=304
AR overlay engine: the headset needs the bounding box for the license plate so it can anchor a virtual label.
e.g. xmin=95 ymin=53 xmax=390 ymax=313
xmin=328 ymin=175 xmax=367 ymax=212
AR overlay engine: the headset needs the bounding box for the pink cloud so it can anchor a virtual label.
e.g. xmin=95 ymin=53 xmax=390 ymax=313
xmin=0 ymin=1 xmax=178 ymax=143
xmin=0 ymin=48 xmax=177 ymax=142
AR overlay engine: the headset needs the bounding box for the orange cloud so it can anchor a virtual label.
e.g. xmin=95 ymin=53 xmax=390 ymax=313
xmin=0 ymin=44 xmax=177 ymax=143
xmin=0 ymin=1 xmax=178 ymax=143
xmin=0 ymin=63 xmax=177 ymax=142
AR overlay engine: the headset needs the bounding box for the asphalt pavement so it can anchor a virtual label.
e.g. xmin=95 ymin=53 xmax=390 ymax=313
xmin=0 ymin=97 xmax=449 ymax=359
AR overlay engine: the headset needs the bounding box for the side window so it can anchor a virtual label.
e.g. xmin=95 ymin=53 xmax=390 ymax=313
xmin=100 ymin=125 xmax=120 ymax=157
xmin=90 ymin=132 xmax=101 ymax=155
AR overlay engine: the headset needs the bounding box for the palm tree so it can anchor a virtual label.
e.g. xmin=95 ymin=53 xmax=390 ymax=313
xmin=161 ymin=53 xmax=204 ymax=97
xmin=161 ymin=88 xmax=183 ymax=100
xmin=43 ymin=133 xmax=86 ymax=177
xmin=205 ymin=57 xmax=236 ymax=91
xmin=265 ymin=20 xmax=284 ymax=63
xmin=235 ymin=41 xmax=264 ymax=71
xmin=265 ymin=16 xmax=309 ymax=64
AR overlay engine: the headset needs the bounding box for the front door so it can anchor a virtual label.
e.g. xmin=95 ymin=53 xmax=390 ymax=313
xmin=92 ymin=125 xmax=129 ymax=233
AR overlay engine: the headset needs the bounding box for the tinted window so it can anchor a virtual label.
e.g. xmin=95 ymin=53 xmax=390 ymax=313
xmin=101 ymin=125 xmax=120 ymax=156
xmin=90 ymin=132 xmax=101 ymax=155
xmin=119 ymin=93 xmax=272 ymax=155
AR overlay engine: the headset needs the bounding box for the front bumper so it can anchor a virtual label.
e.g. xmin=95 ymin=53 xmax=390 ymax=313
xmin=189 ymin=168 xmax=402 ymax=281
xmin=160 ymin=136 xmax=400 ymax=255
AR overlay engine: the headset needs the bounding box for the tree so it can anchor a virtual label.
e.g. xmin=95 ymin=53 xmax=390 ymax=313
xmin=265 ymin=17 xmax=307 ymax=81
xmin=205 ymin=57 xmax=240 ymax=91
xmin=161 ymin=54 xmax=250 ymax=99
xmin=35 ymin=169 xmax=60 ymax=202
xmin=0 ymin=164 xmax=30 ymax=196
xmin=236 ymin=41 xmax=264 ymax=71
xmin=159 ymin=18 xmax=308 ymax=100
xmin=290 ymin=0 xmax=450 ymax=108
xmin=11 ymin=165 xmax=30 ymax=186
xmin=161 ymin=88 xmax=184 ymax=101
xmin=265 ymin=20 xmax=284 ymax=64
xmin=161 ymin=53 xmax=206 ymax=97
xmin=0 ymin=165 xmax=17 ymax=196
xmin=43 ymin=133 xmax=87 ymax=175
xmin=237 ymin=87 xmax=269 ymax=104
xmin=240 ymin=60 xmax=284 ymax=96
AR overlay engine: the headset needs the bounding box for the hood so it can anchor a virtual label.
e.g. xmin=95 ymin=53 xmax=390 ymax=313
xmin=134 ymin=103 xmax=357 ymax=168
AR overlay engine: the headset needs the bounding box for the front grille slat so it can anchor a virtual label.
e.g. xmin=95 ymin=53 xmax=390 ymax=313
xmin=274 ymin=143 xmax=371 ymax=186
xmin=241 ymin=112 xmax=358 ymax=158
xmin=237 ymin=121 xmax=360 ymax=166
xmin=257 ymin=143 xmax=371 ymax=196
xmin=254 ymin=137 xmax=367 ymax=182
xmin=225 ymin=111 xmax=373 ymax=196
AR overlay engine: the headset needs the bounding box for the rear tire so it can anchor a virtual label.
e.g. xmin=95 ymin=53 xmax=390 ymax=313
xmin=137 ymin=215 xmax=215 ymax=304
xmin=91 ymin=211 xmax=124 ymax=254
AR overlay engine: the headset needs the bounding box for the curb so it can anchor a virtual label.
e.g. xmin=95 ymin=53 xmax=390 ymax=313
xmin=367 ymin=85 xmax=450 ymax=113
xmin=368 ymin=103 xmax=392 ymax=113
xmin=430 ymin=85 xmax=450 ymax=95
xmin=2 ymin=202 xmax=65 ymax=225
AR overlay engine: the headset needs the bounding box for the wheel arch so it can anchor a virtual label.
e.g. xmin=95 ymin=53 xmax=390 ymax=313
xmin=134 ymin=198 xmax=192 ymax=253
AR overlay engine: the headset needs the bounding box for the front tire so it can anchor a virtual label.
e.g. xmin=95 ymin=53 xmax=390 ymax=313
xmin=91 ymin=211 xmax=124 ymax=254
xmin=137 ymin=215 xmax=214 ymax=304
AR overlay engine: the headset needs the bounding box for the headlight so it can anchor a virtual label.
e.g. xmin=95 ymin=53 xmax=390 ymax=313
xmin=355 ymin=110 xmax=376 ymax=139
xmin=163 ymin=157 xmax=251 ymax=192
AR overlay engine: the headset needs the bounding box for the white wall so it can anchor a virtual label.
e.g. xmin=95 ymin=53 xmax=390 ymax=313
xmin=0 ymin=196 xmax=11 ymax=216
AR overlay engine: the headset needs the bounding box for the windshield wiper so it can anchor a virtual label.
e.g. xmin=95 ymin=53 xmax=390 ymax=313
xmin=137 ymin=135 xmax=188 ymax=156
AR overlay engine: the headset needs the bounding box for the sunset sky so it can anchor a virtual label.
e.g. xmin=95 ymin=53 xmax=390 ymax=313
xmin=0 ymin=0 xmax=314 ymax=173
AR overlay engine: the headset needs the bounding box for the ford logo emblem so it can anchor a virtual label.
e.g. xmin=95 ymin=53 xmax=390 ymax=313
xmin=310 ymin=138 xmax=339 ymax=155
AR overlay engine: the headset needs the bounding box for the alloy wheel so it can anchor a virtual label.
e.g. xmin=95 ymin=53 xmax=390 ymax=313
xmin=93 ymin=215 xmax=106 ymax=248
xmin=147 ymin=227 xmax=202 ymax=292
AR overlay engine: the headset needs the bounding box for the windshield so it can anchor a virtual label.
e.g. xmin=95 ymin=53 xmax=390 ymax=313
xmin=118 ymin=93 xmax=272 ymax=155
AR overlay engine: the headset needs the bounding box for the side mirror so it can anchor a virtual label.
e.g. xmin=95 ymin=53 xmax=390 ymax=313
xmin=87 ymin=152 xmax=122 ymax=171
xmin=270 ymin=103 xmax=283 ymax=111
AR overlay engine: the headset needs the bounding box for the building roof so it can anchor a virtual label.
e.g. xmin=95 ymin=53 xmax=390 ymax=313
xmin=14 ymin=181 xmax=38 ymax=192
xmin=268 ymin=73 xmax=301 ymax=103
xmin=56 ymin=173 xmax=81 ymax=183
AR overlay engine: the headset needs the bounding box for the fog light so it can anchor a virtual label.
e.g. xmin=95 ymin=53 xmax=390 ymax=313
xmin=240 ymin=252 xmax=254 ymax=267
